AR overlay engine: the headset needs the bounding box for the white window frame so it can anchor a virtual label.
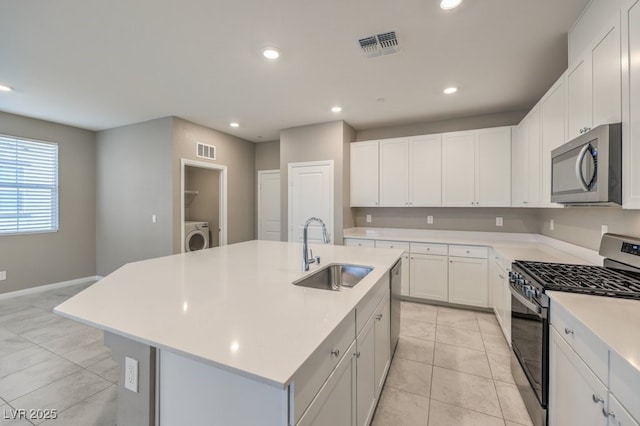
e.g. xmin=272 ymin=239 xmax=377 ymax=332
xmin=0 ymin=134 xmax=59 ymax=235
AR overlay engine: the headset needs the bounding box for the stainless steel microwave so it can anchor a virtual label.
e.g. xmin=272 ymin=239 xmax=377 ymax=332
xmin=550 ymin=123 xmax=622 ymax=205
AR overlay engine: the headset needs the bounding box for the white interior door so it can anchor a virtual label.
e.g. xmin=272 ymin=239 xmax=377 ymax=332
xmin=258 ymin=170 xmax=281 ymax=241
xmin=289 ymin=161 xmax=334 ymax=243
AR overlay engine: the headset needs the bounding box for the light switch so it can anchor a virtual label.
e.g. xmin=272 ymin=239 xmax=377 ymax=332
xmin=427 ymin=216 xmax=434 ymax=225
xmin=496 ymin=217 xmax=503 ymax=227
xmin=152 ymin=214 xmax=157 ymax=223
xmin=366 ymin=214 xmax=372 ymax=223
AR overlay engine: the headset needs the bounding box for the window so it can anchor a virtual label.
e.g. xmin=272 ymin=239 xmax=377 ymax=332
xmin=0 ymin=135 xmax=59 ymax=234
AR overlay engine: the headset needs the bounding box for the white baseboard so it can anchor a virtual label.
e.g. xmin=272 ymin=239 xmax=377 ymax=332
xmin=0 ymin=275 xmax=103 ymax=300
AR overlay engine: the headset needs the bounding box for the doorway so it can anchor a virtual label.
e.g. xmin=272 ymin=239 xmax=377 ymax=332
xmin=180 ymin=159 xmax=227 ymax=253
xmin=257 ymin=170 xmax=281 ymax=241
xmin=288 ymin=160 xmax=334 ymax=243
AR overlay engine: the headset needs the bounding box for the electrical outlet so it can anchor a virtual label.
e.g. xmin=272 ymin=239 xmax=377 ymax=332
xmin=152 ymin=214 xmax=157 ymax=223
xmin=601 ymin=225 xmax=608 ymax=235
xmin=427 ymin=215 xmax=434 ymax=225
xmin=550 ymin=219 xmax=554 ymax=231
xmin=366 ymin=214 xmax=372 ymax=223
xmin=496 ymin=217 xmax=503 ymax=227
xmin=0 ymin=271 xmax=5 ymax=281
xmin=125 ymin=356 xmax=138 ymax=393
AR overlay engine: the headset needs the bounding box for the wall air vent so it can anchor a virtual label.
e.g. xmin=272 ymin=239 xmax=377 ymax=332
xmin=358 ymin=31 xmax=399 ymax=58
xmin=196 ymin=142 xmax=216 ymax=160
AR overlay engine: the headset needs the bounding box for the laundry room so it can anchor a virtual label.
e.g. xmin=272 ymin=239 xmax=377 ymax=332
xmin=184 ymin=165 xmax=220 ymax=250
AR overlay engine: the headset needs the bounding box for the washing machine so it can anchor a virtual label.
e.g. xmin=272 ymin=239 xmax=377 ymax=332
xmin=184 ymin=221 xmax=210 ymax=252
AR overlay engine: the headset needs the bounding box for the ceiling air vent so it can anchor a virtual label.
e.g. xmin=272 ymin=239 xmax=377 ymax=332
xmin=358 ymin=31 xmax=399 ymax=58
xmin=196 ymin=142 xmax=216 ymax=160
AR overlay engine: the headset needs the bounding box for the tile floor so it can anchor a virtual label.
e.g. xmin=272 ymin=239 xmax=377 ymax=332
xmin=372 ymin=301 xmax=533 ymax=426
xmin=0 ymin=282 xmax=117 ymax=426
xmin=0 ymin=285 xmax=533 ymax=426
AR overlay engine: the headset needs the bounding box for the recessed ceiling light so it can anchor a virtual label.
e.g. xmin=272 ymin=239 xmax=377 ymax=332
xmin=331 ymin=106 xmax=342 ymax=113
xmin=376 ymin=98 xmax=385 ymax=103
xmin=230 ymin=122 xmax=240 ymax=128
xmin=443 ymin=87 xmax=458 ymax=94
xmin=262 ymin=48 xmax=280 ymax=60
xmin=440 ymin=0 xmax=462 ymax=10
xmin=0 ymin=84 xmax=13 ymax=92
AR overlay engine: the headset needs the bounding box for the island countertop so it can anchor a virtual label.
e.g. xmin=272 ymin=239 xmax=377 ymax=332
xmin=54 ymin=240 xmax=402 ymax=389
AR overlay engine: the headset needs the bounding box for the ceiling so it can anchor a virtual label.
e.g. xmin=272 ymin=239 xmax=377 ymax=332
xmin=0 ymin=0 xmax=590 ymax=142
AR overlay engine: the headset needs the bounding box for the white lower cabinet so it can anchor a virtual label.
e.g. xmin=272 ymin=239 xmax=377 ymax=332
xmin=410 ymin=253 xmax=448 ymax=301
xmin=448 ymin=250 xmax=488 ymax=308
xmin=298 ymin=340 xmax=357 ymax=426
xmin=491 ymin=256 xmax=511 ymax=342
xmin=400 ymin=252 xmax=410 ymax=296
xmin=608 ymin=393 xmax=640 ymax=426
xmin=373 ymin=293 xmax=390 ymax=395
xmin=549 ymin=326 xmax=607 ymax=426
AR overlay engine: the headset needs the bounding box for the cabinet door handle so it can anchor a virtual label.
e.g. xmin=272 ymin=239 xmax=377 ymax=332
xmin=331 ymin=349 xmax=340 ymax=357
xmin=564 ymin=328 xmax=574 ymax=335
xmin=592 ymin=394 xmax=604 ymax=404
xmin=602 ymin=408 xmax=616 ymax=418
xmin=450 ymin=260 xmax=453 ymax=263
xmin=375 ymin=313 xmax=383 ymax=320
xmin=354 ymin=351 xmax=361 ymax=358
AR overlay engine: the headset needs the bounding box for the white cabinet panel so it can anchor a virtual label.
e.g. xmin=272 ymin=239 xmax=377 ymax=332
xmin=379 ymin=138 xmax=409 ymax=207
xmin=540 ymin=76 xmax=567 ymax=208
xmin=410 ymin=253 xmax=448 ymax=301
xmin=448 ymin=257 xmax=488 ymax=308
xmin=591 ymin=22 xmax=622 ymax=128
xmin=608 ymin=393 xmax=640 ymax=426
xmin=622 ymin=0 xmax=640 ymax=209
xmin=476 ymin=127 xmax=511 ymax=206
xmin=408 ymin=134 xmax=442 ymax=206
xmin=374 ymin=293 xmax=390 ymax=397
xmin=344 ymin=238 xmax=375 ymax=248
xmin=491 ymin=258 xmax=510 ymax=342
xmin=355 ymin=316 xmax=375 ymax=426
xmin=610 ymin=348 xmax=640 ymax=423
xmin=442 ymin=131 xmax=476 ymax=206
xmin=549 ymin=326 xmax=607 ymax=426
xmin=401 ymin=252 xmax=410 ymax=297
xmin=512 ymin=108 xmax=541 ymax=207
xmin=350 ymin=141 xmax=379 ymax=207
xmin=567 ymin=59 xmax=590 ymax=140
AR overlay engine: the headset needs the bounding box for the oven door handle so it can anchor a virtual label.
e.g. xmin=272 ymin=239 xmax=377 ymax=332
xmin=510 ymin=285 xmax=544 ymax=316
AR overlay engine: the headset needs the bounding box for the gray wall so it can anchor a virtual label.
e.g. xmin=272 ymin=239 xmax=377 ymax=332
xmin=172 ymin=118 xmax=255 ymax=251
xmin=356 ymin=110 xmax=528 ymax=141
xmin=185 ymin=166 xmax=220 ymax=247
xmin=255 ymin=140 xmax=280 ymax=171
xmin=280 ymin=120 xmax=354 ymax=244
xmin=96 ymin=117 xmax=174 ymax=276
xmin=0 ymin=112 xmax=96 ymax=293
xmin=353 ymin=207 xmax=540 ymax=234
xmin=539 ymin=207 xmax=640 ymax=251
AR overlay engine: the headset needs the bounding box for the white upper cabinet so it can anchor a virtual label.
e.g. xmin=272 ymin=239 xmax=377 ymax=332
xmin=408 ymin=134 xmax=442 ymax=206
xmin=540 ymin=74 xmax=567 ymax=208
xmin=379 ymin=138 xmax=409 ymax=207
xmin=443 ymin=128 xmax=511 ymax=207
xmin=350 ymin=141 xmax=379 ymax=207
xmin=442 ymin=131 xmax=476 ymax=206
xmin=512 ymin=108 xmax=541 ymax=207
xmin=622 ymin=0 xmax=640 ymax=209
xmin=567 ymin=15 xmax=622 ymax=140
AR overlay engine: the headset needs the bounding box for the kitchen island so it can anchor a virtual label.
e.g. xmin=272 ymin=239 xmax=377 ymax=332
xmin=54 ymin=240 xmax=403 ymax=426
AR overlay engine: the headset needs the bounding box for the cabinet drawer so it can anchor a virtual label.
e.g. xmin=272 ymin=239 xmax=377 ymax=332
xmin=356 ymin=277 xmax=389 ymax=335
xmin=410 ymin=242 xmax=448 ymax=256
xmin=449 ymin=245 xmax=488 ymax=259
xmin=344 ymin=238 xmax=375 ymax=248
xmin=549 ymin=301 xmax=608 ymax=384
xmin=292 ymin=310 xmax=356 ymax=424
xmin=610 ymin=350 xmax=640 ymax=423
xmin=375 ymin=240 xmax=410 ymax=251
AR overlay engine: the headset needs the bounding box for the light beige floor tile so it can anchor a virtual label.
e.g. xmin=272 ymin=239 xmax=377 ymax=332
xmin=0 ymin=346 xmax=59 ymax=378
xmin=0 ymin=357 xmax=80 ymax=402
xmin=11 ymin=370 xmax=112 ymax=425
xmin=401 ymin=302 xmax=437 ymax=324
xmin=433 ymin=342 xmax=492 ymax=378
xmin=436 ymin=310 xmax=480 ymax=331
xmin=437 ymin=306 xmax=477 ymax=317
xmin=487 ymin=351 xmax=515 ymax=384
xmin=19 ymin=317 xmax=88 ymax=345
xmin=371 ymin=386 xmax=429 ymax=426
xmin=1 ymin=311 xmax=60 ymax=335
xmin=505 ymin=422 xmax=529 ymax=426
xmin=0 ymin=307 xmax=48 ymax=327
xmin=0 ymin=411 xmax=34 ymax=426
xmin=482 ymin=333 xmax=511 ymax=356
xmin=401 ymin=319 xmax=436 ymax=341
xmin=39 ymin=384 xmax=116 ymax=426
xmin=395 ymin=336 xmax=435 ymax=365
xmin=495 ymin=382 xmax=533 ymax=426
xmin=477 ymin=315 xmax=503 ymax=336
xmin=435 ymin=325 xmax=485 ymax=351
xmin=86 ymin=357 xmax=119 ymax=384
xmin=0 ymin=329 xmax=37 ymax=359
xmin=428 ymin=399 xmax=506 ymax=426
xmin=41 ymin=327 xmax=103 ymax=355
xmin=61 ymin=340 xmax=111 ymax=367
xmin=430 ymin=366 xmax=502 ymax=417
xmin=385 ymin=357 xmax=432 ymax=397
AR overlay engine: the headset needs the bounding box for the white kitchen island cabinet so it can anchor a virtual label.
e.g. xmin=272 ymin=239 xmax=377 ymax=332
xmin=54 ymin=241 xmax=402 ymax=426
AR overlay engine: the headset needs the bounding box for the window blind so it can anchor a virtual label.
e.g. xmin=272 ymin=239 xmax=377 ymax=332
xmin=0 ymin=135 xmax=59 ymax=234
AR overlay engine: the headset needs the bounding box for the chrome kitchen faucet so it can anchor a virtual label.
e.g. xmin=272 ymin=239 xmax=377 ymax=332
xmin=302 ymin=217 xmax=330 ymax=271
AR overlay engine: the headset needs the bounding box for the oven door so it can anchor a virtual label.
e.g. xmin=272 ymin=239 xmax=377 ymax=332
xmin=510 ymin=285 xmax=548 ymax=408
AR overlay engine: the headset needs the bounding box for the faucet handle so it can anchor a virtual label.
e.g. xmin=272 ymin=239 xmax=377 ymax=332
xmin=314 ymin=255 xmax=321 ymax=265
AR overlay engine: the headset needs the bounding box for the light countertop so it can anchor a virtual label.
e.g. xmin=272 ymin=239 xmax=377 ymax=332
xmin=54 ymin=240 xmax=403 ymax=388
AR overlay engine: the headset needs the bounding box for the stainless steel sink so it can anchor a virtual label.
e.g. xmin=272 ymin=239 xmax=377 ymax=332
xmin=293 ymin=263 xmax=373 ymax=291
